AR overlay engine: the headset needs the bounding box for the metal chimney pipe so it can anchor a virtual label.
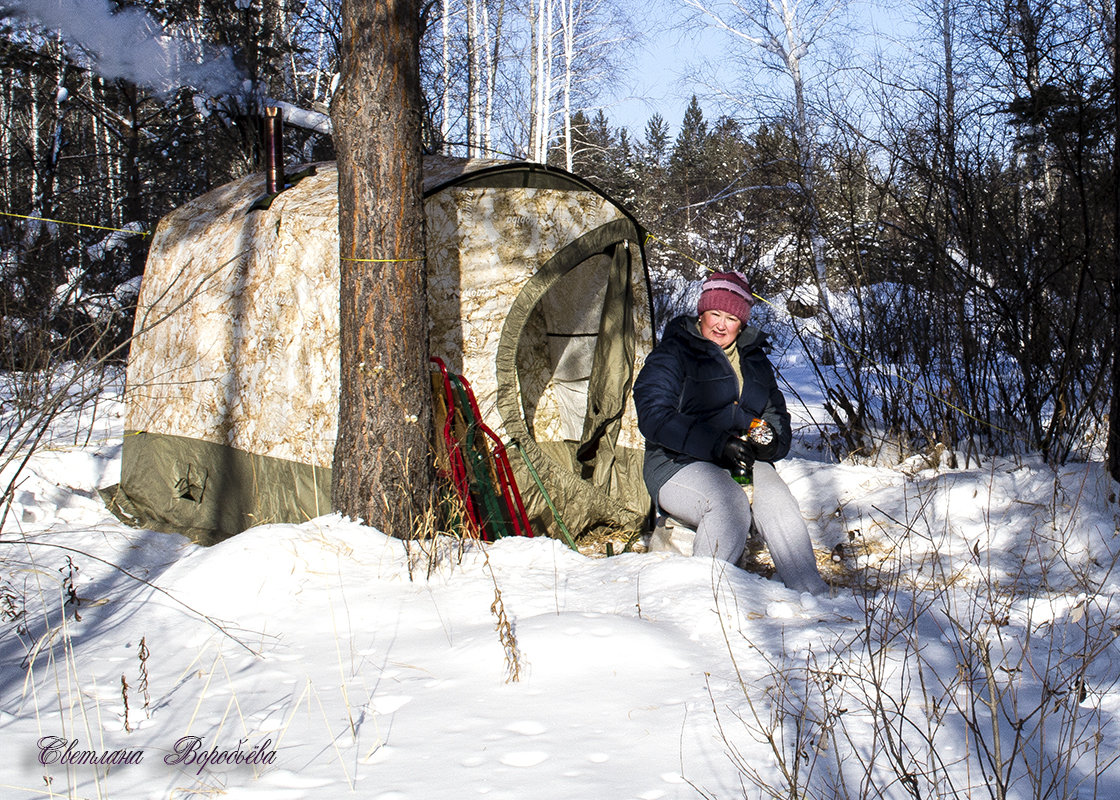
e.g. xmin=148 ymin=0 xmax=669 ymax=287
xmin=263 ymin=106 xmax=285 ymax=194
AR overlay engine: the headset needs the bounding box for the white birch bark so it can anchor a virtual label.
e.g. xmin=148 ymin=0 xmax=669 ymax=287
xmin=440 ymin=0 xmax=452 ymax=151
xmin=531 ymin=0 xmax=546 ymax=160
xmin=89 ymin=73 xmax=107 ymax=225
xmin=466 ymin=0 xmax=482 ymax=154
xmin=483 ymin=0 xmax=504 ymax=154
xmin=0 ymin=68 xmax=10 ymax=205
xmin=313 ymin=30 xmax=326 ymax=103
xmin=528 ymin=0 xmax=555 ymax=161
xmin=23 ymin=41 xmax=68 ymax=261
xmin=528 ymin=0 xmax=538 ymax=156
xmin=542 ymin=0 xmax=554 ymax=161
xmin=28 ymin=71 xmax=39 ymax=214
xmin=559 ymin=0 xmax=575 ymax=170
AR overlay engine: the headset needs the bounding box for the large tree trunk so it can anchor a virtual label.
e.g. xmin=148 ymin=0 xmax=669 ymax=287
xmin=331 ymin=0 xmax=435 ymax=539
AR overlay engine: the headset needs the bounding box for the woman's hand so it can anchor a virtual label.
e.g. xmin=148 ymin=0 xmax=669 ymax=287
xmin=744 ymin=419 xmax=779 ymax=461
xmin=748 ymin=439 xmax=780 ymax=462
xmin=721 ymin=436 xmax=754 ymax=468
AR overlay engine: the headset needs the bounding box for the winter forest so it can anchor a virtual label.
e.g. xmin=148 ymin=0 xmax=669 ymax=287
xmin=0 ymin=0 xmax=1116 ymax=467
xmin=2 ymin=0 xmax=1120 ymax=798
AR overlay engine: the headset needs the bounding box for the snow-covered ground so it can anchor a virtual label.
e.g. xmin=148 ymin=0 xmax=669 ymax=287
xmin=2 ymin=363 xmax=1119 ymax=799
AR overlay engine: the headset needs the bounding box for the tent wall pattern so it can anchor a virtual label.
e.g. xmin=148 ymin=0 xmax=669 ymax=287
xmin=104 ymin=156 xmax=655 ymax=545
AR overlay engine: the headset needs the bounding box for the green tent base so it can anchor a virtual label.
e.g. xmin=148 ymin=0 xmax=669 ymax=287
xmin=103 ymin=431 xmax=331 ymax=546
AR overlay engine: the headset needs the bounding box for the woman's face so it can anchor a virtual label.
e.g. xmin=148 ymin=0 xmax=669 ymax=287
xmin=699 ymin=309 xmax=744 ymax=348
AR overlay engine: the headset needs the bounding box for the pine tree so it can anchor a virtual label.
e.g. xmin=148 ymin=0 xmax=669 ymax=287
xmin=668 ymin=96 xmax=709 ymax=244
xmin=331 ymin=0 xmax=435 ymax=538
xmin=641 ymin=114 xmax=669 ymax=168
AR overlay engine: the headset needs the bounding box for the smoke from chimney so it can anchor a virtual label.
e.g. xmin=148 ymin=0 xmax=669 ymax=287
xmin=0 ymin=0 xmax=246 ymax=98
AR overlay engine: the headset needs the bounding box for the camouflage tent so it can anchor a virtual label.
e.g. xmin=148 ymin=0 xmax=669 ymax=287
xmin=103 ymin=156 xmax=655 ymax=545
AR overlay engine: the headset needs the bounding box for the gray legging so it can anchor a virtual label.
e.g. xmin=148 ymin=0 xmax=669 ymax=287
xmin=657 ymin=460 xmax=828 ymax=594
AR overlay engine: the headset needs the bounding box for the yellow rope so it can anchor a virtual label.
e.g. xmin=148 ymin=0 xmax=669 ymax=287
xmin=645 ymin=233 xmax=712 ymax=273
xmin=340 ymin=256 xmax=424 ymax=263
xmin=0 ymin=210 xmax=150 ymax=237
xmin=643 ymin=231 xmax=1011 ymax=436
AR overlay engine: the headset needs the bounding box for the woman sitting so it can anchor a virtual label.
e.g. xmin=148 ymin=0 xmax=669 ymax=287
xmin=633 ymin=271 xmax=828 ymax=594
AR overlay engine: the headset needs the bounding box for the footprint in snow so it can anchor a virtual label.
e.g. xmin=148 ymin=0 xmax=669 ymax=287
xmin=499 ymin=750 xmax=549 ymax=767
xmin=504 ymin=720 xmax=547 ymax=736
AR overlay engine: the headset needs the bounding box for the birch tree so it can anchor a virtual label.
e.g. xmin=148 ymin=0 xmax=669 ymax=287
xmin=483 ymin=0 xmax=504 ymax=152
xmin=466 ymin=0 xmax=505 ymax=154
xmin=466 ymin=0 xmax=483 ymax=150
xmin=682 ymin=0 xmax=845 ymax=362
xmin=426 ymin=0 xmax=506 ymax=155
xmin=422 ymin=0 xmax=627 ymax=161
xmin=528 ymin=0 xmax=555 ymax=161
xmin=554 ymin=0 xmax=631 ymax=170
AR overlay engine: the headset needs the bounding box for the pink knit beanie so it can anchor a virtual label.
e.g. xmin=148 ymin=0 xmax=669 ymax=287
xmin=697 ymin=271 xmax=754 ymax=321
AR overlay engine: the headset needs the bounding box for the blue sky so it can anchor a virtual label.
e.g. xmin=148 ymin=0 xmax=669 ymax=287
xmin=603 ymin=0 xmax=915 ymax=139
xmin=602 ymin=1 xmax=722 ymax=137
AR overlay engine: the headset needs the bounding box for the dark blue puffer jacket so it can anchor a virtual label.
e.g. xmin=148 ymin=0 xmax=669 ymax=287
xmin=633 ymin=315 xmax=792 ymax=500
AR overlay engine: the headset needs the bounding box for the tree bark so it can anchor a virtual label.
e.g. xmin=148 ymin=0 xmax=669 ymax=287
xmin=331 ymin=0 xmax=435 ymax=538
xmin=529 ymin=0 xmax=553 ymax=161
xmin=440 ymin=0 xmax=452 ymax=152
xmin=466 ymin=0 xmax=480 ymax=154
xmin=484 ymin=0 xmax=503 ymax=154
xmin=559 ymin=0 xmax=574 ymax=170
xmin=1108 ymin=0 xmax=1120 ymax=483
